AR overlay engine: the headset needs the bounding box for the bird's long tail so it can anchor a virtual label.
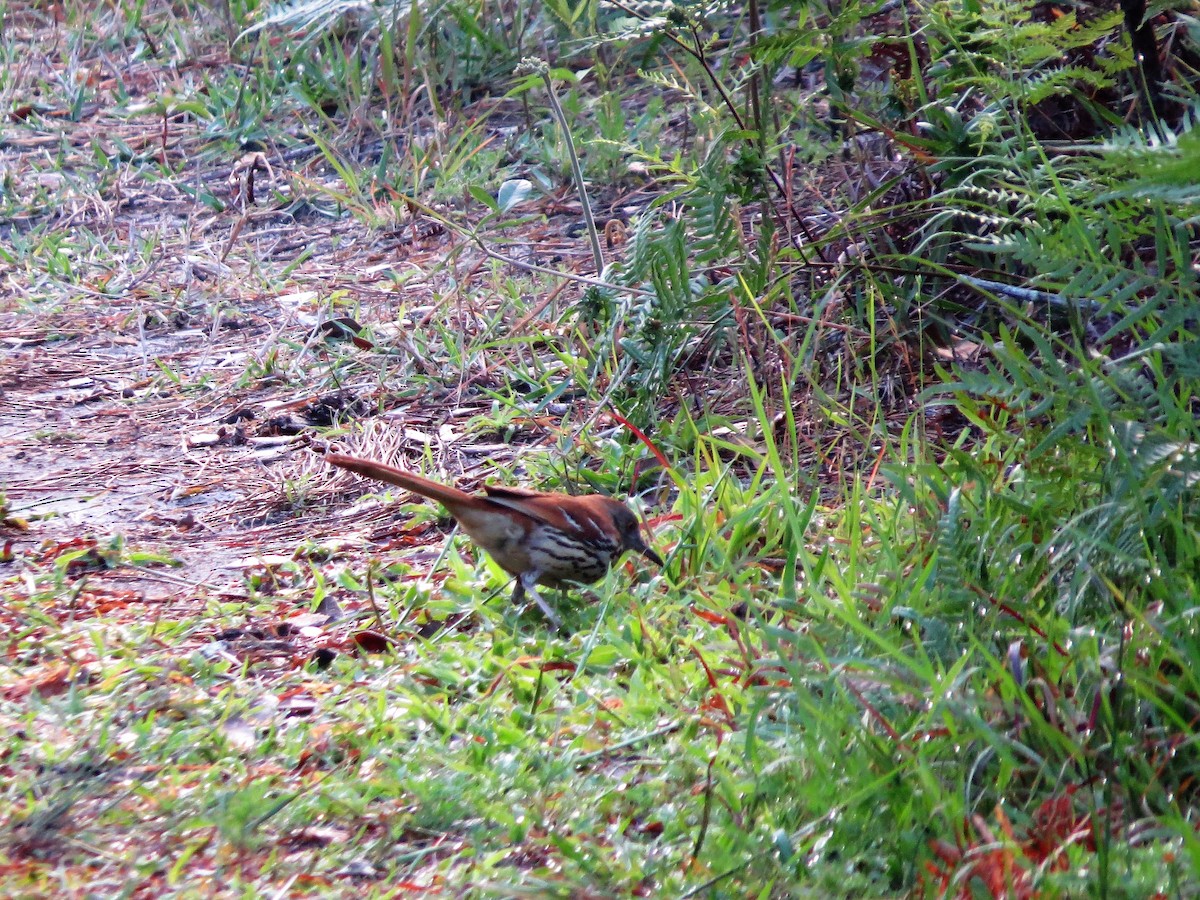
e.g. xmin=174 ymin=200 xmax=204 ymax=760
xmin=325 ymin=453 xmax=474 ymax=509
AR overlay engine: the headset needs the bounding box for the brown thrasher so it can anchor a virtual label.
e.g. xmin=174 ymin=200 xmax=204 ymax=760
xmin=326 ymin=453 xmax=663 ymax=630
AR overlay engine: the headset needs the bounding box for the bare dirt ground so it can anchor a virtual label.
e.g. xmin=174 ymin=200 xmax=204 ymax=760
xmin=1 ymin=128 xmax=629 ymax=650
xmin=3 ymin=294 xmax=320 ymax=594
xmin=0 ymin=265 xmax=536 ymax=605
xmin=0 ymin=110 xmax=501 ymax=616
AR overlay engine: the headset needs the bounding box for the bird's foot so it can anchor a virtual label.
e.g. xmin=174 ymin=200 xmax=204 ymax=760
xmin=515 ymin=573 xmax=563 ymax=633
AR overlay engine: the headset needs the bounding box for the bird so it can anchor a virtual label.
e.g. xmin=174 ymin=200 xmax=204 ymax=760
xmin=325 ymin=452 xmax=663 ymax=630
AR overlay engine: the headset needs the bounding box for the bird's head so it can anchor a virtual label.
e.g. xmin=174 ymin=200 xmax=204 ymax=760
xmin=609 ymin=502 xmax=664 ymax=567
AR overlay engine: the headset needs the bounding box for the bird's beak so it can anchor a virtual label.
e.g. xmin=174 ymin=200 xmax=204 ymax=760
xmin=628 ymin=519 xmax=664 ymax=567
xmin=634 ymin=533 xmax=664 ymax=568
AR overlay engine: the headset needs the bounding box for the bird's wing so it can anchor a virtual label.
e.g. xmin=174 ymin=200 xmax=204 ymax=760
xmin=481 ymin=485 xmax=587 ymax=531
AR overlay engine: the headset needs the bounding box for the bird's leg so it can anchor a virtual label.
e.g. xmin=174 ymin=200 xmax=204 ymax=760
xmin=512 ymin=571 xmax=563 ymax=632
